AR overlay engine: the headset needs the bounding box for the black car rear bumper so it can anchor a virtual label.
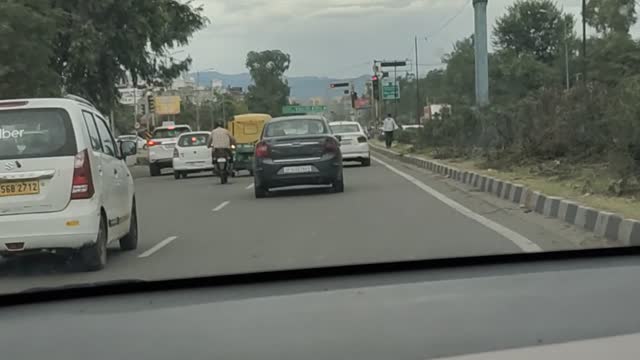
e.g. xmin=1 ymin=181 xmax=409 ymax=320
xmin=255 ymin=156 xmax=342 ymax=189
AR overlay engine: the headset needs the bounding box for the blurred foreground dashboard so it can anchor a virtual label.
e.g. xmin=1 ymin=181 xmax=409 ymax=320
xmin=3 ymin=251 xmax=640 ymax=359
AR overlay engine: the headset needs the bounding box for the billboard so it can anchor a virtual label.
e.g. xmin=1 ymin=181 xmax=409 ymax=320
xmin=155 ymin=96 xmax=181 ymax=115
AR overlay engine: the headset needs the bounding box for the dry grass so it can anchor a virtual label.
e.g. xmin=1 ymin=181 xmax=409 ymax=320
xmin=372 ymin=141 xmax=640 ymax=220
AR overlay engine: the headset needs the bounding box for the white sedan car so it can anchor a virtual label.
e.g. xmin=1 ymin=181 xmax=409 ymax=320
xmin=329 ymin=121 xmax=371 ymax=166
xmin=172 ymin=131 xmax=214 ymax=179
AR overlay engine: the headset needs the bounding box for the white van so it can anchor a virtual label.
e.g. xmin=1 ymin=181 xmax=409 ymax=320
xmin=0 ymin=95 xmax=139 ymax=271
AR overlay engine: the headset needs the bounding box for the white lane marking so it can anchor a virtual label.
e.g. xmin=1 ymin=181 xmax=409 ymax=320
xmin=246 ymin=183 xmax=255 ymax=190
xmin=212 ymin=201 xmax=231 ymax=212
xmin=138 ymin=236 xmax=178 ymax=258
xmin=372 ymin=156 xmax=543 ymax=253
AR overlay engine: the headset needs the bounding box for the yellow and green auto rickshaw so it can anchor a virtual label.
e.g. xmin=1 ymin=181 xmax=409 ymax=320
xmin=228 ymin=113 xmax=271 ymax=176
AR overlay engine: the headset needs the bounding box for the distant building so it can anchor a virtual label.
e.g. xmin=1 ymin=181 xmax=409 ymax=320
xmin=309 ymin=97 xmax=325 ymax=106
xmin=211 ymin=80 xmax=224 ymax=90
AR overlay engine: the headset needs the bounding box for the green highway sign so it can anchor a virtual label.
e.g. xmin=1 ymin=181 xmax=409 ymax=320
xmin=282 ymin=105 xmax=327 ymax=114
xmin=382 ymin=82 xmax=400 ymax=100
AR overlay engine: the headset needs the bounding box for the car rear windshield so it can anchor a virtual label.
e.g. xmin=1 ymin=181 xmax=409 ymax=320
xmin=265 ymin=119 xmax=328 ymax=137
xmin=330 ymin=124 xmax=360 ymax=134
xmin=153 ymin=127 xmax=191 ymax=139
xmin=178 ymin=134 xmax=209 ymax=147
xmin=0 ymin=108 xmax=77 ymax=160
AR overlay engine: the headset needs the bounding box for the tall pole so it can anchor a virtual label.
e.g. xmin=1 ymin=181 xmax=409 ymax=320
xmin=393 ymin=65 xmax=398 ymax=118
xmin=564 ymin=17 xmax=570 ymax=90
xmin=133 ymin=88 xmax=138 ymax=128
xmin=581 ymin=0 xmax=587 ymax=84
xmin=473 ymin=0 xmax=490 ymax=106
xmin=222 ymin=93 xmax=227 ymax=128
xmin=195 ymin=72 xmax=201 ymax=130
xmin=415 ymin=36 xmax=420 ymax=124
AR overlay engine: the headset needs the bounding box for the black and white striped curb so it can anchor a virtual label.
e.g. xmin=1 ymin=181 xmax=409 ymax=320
xmin=371 ymin=144 xmax=640 ymax=246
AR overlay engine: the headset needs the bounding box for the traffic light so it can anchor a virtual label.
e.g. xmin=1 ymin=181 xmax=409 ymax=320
xmin=371 ymin=75 xmax=380 ymax=101
xmin=147 ymin=94 xmax=155 ymax=114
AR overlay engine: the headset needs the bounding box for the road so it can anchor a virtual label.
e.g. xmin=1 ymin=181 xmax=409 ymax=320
xmin=0 ymin=152 xmax=606 ymax=294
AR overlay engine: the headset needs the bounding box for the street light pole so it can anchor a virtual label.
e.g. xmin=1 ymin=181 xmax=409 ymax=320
xmin=415 ymin=36 xmax=421 ymax=124
xmin=582 ymin=0 xmax=587 ymax=85
xmin=564 ymin=16 xmax=570 ymax=90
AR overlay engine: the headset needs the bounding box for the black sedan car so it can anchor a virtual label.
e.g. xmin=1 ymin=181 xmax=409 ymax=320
xmin=253 ymin=115 xmax=344 ymax=198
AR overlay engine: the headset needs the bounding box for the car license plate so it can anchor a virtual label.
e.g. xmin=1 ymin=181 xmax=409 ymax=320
xmin=0 ymin=181 xmax=40 ymax=197
xmin=217 ymin=158 xmax=227 ymax=163
xmin=283 ymin=166 xmax=313 ymax=174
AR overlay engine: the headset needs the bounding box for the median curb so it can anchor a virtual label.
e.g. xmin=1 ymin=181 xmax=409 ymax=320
xmin=371 ymin=144 xmax=640 ymax=246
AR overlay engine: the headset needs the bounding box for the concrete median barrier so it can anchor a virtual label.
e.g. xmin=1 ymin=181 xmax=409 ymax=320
xmin=370 ymin=143 xmax=640 ymax=246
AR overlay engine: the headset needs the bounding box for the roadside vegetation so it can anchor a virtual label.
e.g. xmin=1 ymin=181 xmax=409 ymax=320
xmin=387 ymin=0 xmax=640 ymax=217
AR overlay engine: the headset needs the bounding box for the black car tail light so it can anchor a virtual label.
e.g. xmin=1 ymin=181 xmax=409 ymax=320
xmin=324 ymin=138 xmax=339 ymax=153
xmin=255 ymin=142 xmax=270 ymax=158
xmin=357 ymin=136 xmax=367 ymax=143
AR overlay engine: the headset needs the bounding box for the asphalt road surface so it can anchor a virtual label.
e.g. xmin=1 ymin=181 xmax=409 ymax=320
xmin=0 ymin=152 xmax=610 ymax=294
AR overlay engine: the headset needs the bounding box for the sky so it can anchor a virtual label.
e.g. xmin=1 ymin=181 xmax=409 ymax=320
xmin=178 ymin=0 xmax=624 ymax=78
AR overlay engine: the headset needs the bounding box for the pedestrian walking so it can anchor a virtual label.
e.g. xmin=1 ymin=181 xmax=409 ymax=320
xmin=382 ymin=113 xmax=399 ymax=149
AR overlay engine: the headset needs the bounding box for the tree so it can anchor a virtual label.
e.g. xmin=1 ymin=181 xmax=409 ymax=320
xmin=441 ymin=36 xmax=476 ymax=104
xmin=586 ymin=0 xmax=637 ymax=34
xmin=48 ymin=0 xmax=208 ymax=113
xmin=245 ymin=50 xmax=291 ymax=116
xmin=0 ymin=0 xmax=61 ymax=99
xmin=493 ymin=0 xmax=574 ymax=64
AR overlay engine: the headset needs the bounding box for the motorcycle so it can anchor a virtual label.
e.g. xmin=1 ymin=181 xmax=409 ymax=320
xmin=212 ymin=146 xmax=235 ymax=184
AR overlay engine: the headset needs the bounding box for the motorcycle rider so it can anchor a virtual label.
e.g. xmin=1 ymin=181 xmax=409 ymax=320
xmin=207 ymin=122 xmax=236 ymax=164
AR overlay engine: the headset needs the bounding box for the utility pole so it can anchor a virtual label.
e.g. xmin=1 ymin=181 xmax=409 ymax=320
xmin=581 ymin=0 xmax=587 ymax=85
xmin=564 ymin=16 xmax=570 ymax=90
xmin=473 ymin=0 xmax=490 ymax=106
xmin=415 ymin=36 xmax=421 ymax=124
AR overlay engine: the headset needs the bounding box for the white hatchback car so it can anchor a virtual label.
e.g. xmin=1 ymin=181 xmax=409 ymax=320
xmin=147 ymin=123 xmax=192 ymax=176
xmin=0 ymin=95 xmax=139 ymax=271
xmin=172 ymin=131 xmax=214 ymax=179
xmin=329 ymin=121 xmax=371 ymax=166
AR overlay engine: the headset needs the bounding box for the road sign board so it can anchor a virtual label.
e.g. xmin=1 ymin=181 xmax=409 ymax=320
xmin=382 ymin=82 xmax=400 ymax=100
xmin=282 ymin=105 xmax=327 ymax=114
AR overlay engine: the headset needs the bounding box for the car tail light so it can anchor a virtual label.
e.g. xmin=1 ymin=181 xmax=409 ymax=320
xmin=173 ymin=148 xmax=179 ymax=158
xmin=71 ymin=149 xmax=94 ymax=200
xmin=147 ymin=140 xmax=160 ymax=147
xmin=255 ymin=142 xmax=270 ymax=158
xmin=358 ymin=136 xmax=368 ymax=143
xmin=324 ymin=138 xmax=339 ymax=153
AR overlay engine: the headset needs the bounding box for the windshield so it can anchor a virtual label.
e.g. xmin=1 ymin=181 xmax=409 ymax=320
xmin=2 ymin=0 xmax=640 ymax=301
xmin=153 ymin=127 xmax=191 ymax=139
xmin=0 ymin=108 xmax=76 ymax=160
xmin=330 ymin=124 xmax=361 ymax=134
xmin=178 ymin=134 xmax=209 ymax=147
xmin=264 ymin=119 xmax=329 ymax=137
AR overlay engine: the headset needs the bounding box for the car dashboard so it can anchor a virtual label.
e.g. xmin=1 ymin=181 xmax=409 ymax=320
xmin=2 ymin=250 xmax=640 ymax=359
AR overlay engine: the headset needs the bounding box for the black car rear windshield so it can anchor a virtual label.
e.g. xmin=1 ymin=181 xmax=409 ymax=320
xmin=330 ymin=124 xmax=360 ymax=134
xmin=0 ymin=108 xmax=77 ymax=160
xmin=153 ymin=127 xmax=191 ymax=139
xmin=265 ymin=119 xmax=328 ymax=137
xmin=178 ymin=134 xmax=209 ymax=147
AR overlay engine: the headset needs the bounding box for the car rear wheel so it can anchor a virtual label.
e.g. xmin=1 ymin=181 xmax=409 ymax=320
xmin=150 ymin=164 xmax=161 ymax=177
xmin=119 ymin=200 xmax=138 ymax=251
xmin=78 ymin=215 xmax=108 ymax=271
xmin=333 ymin=173 xmax=345 ymax=193
xmin=361 ymin=158 xmax=371 ymax=167
xmin=174 ymin=171 xmax=181 ymax=180
xmin=255 ymin=185 xmax=268 ymax=198
xmin=182 ymin=172 xmax=188 ymax=179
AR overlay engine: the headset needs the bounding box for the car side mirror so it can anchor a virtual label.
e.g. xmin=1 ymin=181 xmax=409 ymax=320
xmin=120 ymin=140 xmax=137 ymax=158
